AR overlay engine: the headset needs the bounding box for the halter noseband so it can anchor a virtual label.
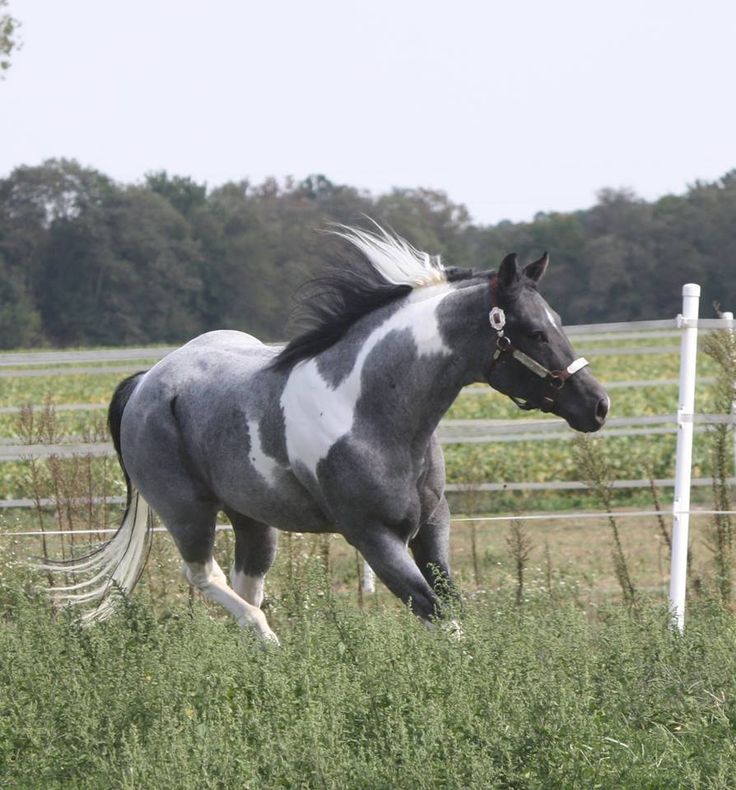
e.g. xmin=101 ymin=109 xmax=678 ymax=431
xmin=486 ymin=303 xmax=589 ymax=413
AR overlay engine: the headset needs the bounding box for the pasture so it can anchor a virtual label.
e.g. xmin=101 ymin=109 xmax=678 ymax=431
xmin=1 ymin=324 xmax=735 ymax=787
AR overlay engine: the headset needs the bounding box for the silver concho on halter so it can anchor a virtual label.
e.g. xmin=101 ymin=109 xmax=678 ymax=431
xmin=489 ymin=307 xmax=506 ymax=333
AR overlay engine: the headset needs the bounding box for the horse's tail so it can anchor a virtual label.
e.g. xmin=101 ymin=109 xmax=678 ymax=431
xmin=40 ymin=372 xmax=153 ymax=623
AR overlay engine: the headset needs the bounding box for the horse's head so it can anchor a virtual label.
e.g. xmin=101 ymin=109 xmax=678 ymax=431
xmin=484 ymin=252 xmax=609 ymax=432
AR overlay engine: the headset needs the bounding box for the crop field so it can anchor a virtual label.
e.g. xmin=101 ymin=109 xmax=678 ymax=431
xmin=1 ymin=332 xmax=735 ymax=787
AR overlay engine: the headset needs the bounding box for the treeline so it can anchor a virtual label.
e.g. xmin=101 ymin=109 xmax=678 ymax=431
xmin=1 ymin=158 xmax=734 ymax=349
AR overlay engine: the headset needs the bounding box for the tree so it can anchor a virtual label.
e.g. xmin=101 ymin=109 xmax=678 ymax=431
xmin=0 ymin=252 xmax=40 ymax=348
xmin=145 ymin=171 xmax=207 ymax=217
xmin=1 ymin=161 xmax=735 ymax=349
xmin=0 ymin=0 xmax=21 ymax=77
xmin=39 ymin=186 xmax=204 ymax=345
xmin=0 ymin=160 xmax=116 ymax=345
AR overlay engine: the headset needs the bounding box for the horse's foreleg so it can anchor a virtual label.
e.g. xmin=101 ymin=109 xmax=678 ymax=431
xmin=409 ymin=496 xmax=458 ymax=598
xmin=349 ymin=528 xmax=441 ymax=622
xmin=226 ymin=512 xmax=278 ymax=608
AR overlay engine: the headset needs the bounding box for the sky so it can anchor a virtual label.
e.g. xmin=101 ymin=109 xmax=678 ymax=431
xmin=2 ymin=0 xmax=735 ymax=225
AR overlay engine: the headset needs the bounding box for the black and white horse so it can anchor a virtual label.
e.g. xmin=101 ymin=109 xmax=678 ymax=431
xmin=47 ymin=225 xmax=608 ymax=641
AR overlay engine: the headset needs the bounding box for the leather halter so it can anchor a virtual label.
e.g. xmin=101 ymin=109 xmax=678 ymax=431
xmin=486 ymin=290 xmax=589 ymax=413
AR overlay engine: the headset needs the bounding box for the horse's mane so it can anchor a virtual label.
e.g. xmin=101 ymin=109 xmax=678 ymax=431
xmin=271 ymin=224 xmax=475 ymax=372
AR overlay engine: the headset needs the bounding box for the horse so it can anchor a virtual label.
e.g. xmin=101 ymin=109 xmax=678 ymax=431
xmin=45 ymin=225 xmax=609 ymax=641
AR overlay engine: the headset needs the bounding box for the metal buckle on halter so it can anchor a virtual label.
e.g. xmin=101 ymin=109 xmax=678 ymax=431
xmin=549 ymin=372 xmax=566 ymax=390
xmin=489 ymin=307 xmax=506 ymax=332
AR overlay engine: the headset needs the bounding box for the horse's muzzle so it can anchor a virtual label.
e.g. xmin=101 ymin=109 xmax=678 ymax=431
xmin=567 ymin=392 xmax=609 ymax=433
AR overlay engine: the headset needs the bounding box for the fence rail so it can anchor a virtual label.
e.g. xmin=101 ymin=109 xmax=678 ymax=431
xmin=0 ymin=346 xmax=686 ymax=378
xmin=1 ymin=413 xmax=732 ymax=461
xmin=3 ymin=314 xmax=732 ymax=375
xmin=4 ymin=507 xmax=736 ymax=540
xmin=1 ymin=376 xmax=716 ymax=415
xmin=2 ymin=475 xmax=734 ymax=511
xmin=0 ymin=346 xmax=179 ymax=367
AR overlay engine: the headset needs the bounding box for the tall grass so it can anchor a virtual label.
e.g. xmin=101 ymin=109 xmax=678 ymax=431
xmin=2 ymin=566 xmax=736 ymax=789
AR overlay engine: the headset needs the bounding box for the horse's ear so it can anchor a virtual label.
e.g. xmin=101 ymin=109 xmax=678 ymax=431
xmin=524 ymin=252 xmax=549 ymax=283
xmin=498 ymin=253 xmax=521 ymax=289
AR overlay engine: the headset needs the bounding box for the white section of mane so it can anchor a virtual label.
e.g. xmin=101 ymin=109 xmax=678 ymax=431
xmin=330 ymin=223 xmax=446 ymax=287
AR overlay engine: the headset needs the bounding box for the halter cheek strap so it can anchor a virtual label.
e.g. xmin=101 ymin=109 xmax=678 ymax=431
xmin=487 ymin=305 xmax=589 ymax=412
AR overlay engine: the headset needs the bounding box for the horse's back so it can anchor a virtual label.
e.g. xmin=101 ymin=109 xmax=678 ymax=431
xmin=175 ymin=329 xmax=278 ymax=370
xmin=124 ymin=329 xmax=282 ymax=445
xmin=133 ymin=330 xmax=277 ymax=397
xmin=118 ymin=330 xmax=331 ymax=531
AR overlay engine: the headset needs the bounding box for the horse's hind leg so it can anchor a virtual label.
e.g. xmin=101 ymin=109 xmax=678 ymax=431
xmin=182 ymin=557 xmax=278 ymax=643
xmin=152 ymin=499 xmax=278 ymax=642
xmin=226 ymin=511 xmax=277 ymax=608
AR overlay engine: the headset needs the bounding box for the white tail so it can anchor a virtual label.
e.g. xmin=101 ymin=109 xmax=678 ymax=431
xmin=39 ymin=490 xmax=152 ymax=623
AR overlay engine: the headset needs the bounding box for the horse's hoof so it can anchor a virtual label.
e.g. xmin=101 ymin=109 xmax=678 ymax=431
xmin=260 ymin=630 xmax=281 ymax=648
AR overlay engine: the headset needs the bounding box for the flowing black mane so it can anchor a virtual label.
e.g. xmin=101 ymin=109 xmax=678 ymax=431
xmin=271 ymin=247 xmax=476 ymax=372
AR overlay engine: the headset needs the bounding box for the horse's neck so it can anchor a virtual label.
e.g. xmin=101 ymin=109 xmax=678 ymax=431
xmin=344 ymin=282 xmax=486 ymax=441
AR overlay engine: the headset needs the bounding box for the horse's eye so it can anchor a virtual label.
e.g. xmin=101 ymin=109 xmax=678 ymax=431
xmin=528 ymin=330 xmax=548 ymax=343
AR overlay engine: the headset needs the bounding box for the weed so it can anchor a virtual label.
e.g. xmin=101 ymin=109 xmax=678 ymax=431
xmin=506 ymin=519 xmax=532 ymax=605
xmin=702 ymin=322 xmax=736 ymax=604
xmin=2 ymin=583 xmax=736 ymax=788
xmin=573 ymin=435 xmax=637 ymax=604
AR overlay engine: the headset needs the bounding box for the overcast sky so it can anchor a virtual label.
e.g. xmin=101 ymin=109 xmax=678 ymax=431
xmin=2 ymin=0 xmax=735 ymax=224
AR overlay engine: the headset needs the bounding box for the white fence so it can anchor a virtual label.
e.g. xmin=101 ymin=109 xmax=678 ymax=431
xmin=1 ymin=291 xmax=734 ymax=629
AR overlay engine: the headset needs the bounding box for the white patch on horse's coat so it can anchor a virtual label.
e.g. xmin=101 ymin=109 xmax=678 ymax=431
xmin=544 ymin=306 xmax=563 ymax=335
xmin=230 ymin=567 xmax=266 ymax=608
xmin=281 ymin=290 xmax=453 ymax=477
xmin=247 ymin=419 xmax=279 ymax=485
xmin=331 ymin=224 xmax=446 ymax=287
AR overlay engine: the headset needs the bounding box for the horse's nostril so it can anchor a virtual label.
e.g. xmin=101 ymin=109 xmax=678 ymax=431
xmin=595 ymin=396 xmax=609 ymax=424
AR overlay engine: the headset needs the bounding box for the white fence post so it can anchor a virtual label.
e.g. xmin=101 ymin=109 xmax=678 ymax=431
xmin=361 ymin=560 xmax=375 ymax=594
xmin=669 ymin=284 xmax=701 ymax=632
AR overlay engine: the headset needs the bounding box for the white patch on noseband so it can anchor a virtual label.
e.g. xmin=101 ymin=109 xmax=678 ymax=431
xmin=247 ymin=420 xmax=279 ymax=485
xmin=281 ymin=289 xmax=453 ymax=477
